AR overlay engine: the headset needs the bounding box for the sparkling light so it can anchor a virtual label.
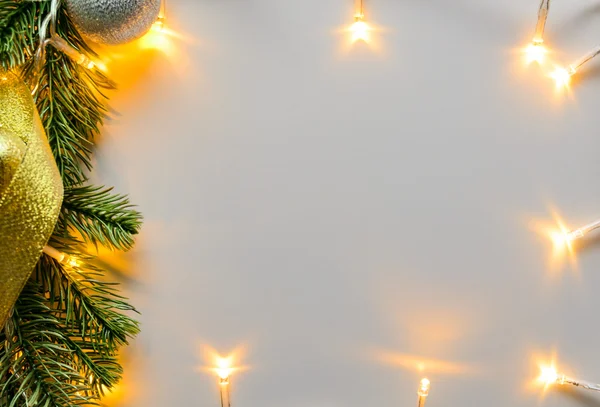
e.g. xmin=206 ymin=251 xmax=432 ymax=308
xmin=532 ymin=210 xmax=580 ymax=270
xmin=350 ymin=14 xmax=369 ymax=43
xmin=550 ymin=67 xmax=573 ymax=88
xmin=215 ymin=356 xmax=233 ymax=380
xmin=138 ymin=26 xmax=174 ymax=52
xmin=525 ymin=43 xmax=547 ymax=64
xmin=539 ymin=365 xmax=559 ymax=386
xmin=66 ymin=255 xmax=80 ymax=268
xmin=418 ymin=378 xmax=431 ymax=397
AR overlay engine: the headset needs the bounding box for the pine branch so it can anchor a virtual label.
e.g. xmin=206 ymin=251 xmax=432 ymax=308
xmin=0 ymin=283 xmax=92 ymax=407
xmin=0 ymin=1 xmax=143 ymax=406
xmin=35 ymin=252 xmax=140 ymax=350
xmin=59 ymin=186 xmax=143 ymax=251
xmin=0 ymin=2 xmax=38 ymax=69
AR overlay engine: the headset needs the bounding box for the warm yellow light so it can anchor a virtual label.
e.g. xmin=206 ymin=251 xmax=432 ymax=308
xmin=152 ymin=18 xmax=165 ymax=33
xmin=215 ymin=356 xmax=233 ymax=380
xmin=138 ymin=25 xmax=177 ymax=53
xmin=418 ymin=378 xmax=431 ymax=397
xmin=531 ymin=210 xmax=581 ymax=271
xmin=538 ymin=364 xmax=562 ymax=387
xmin=548 ymin=220 xmax=581 ymax=254
xmin=350 ymin=14 xmax=369 ymax=43
xmin=525 ymin=42 xmax=547 ymax=64
xmin=550 ymin=230 xmax=569 ymax=249
xmin=551 ymin=67 xmax=573 ymax=88
xmin=66 ymin=255 xmax=80 ymax=268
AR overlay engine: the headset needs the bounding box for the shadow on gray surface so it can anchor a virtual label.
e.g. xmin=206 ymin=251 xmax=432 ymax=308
xmin=573 ymin=231 xmax=600 ymax=253
xmin=572 ymin=64 xmax=600 ymax=86
xmin=558 ymin=386 xmax=600 ymax=407
xmin=554 ymin=2 xmax=600 ymax=39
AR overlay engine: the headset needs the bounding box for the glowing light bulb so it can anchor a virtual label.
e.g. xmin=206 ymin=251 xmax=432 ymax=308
xmin=550 ymin=66 xmax=573 ymax=88
xmin=551 ymin=218 xmax=600 ymax=248
xmin=65 ymin=255 xmax=80 ymax=268
xmin=216 ymin=366 xmax=232 ymax=381
xmin=350 ymin=14 xmax=369 ymax=43
xmin=418 ymin=378 xmax=430 ymax=396
xmin=539 ymin=365 xmax=559 ymax=385
xmin=152 ymin=16 xmax=165 ymax=33
xmin=538 ymin=364 xmax=600 ymax=393
xmin=154 ymin=0 xmax=166 ymax=32
xmin=417 ymin=378 xmax=430 ymax=407
xmin=525 ymin=42 xmax=547 ymax=64
xmin=215 ymin=357 xmax=233 ymax=407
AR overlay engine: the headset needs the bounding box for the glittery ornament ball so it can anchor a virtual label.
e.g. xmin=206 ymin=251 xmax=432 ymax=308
xmin=0 ymin=72 xmax=63 ymax=329
xmin=64 ymin=0 xmax=162 ymax=45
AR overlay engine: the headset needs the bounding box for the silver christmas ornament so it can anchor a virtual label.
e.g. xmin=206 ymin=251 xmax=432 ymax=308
xmin=64 ymin=0 xmax=162 ymax=45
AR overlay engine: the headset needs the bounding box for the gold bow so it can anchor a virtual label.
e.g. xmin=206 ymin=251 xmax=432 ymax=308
xmin=0 ymin=72 xmax=63 ymax=328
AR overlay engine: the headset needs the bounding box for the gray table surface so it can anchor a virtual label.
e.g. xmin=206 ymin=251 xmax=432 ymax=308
xmin=94 ymin=0 xmax=600 ymax=405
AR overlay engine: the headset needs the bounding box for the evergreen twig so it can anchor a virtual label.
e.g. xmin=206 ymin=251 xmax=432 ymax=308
xmin=0 ymin=1 xmax=143 ymax=406
xmin=60 ymin=185 xmax=142 ymax=251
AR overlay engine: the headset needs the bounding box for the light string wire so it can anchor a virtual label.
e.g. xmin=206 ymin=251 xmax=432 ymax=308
xmin=534 ymin=0 xmax=550 ymax=43
xmin=562 ymin=376 xmax=600 ymax=392
xmin=42 ymin=245 xmax=79 ymax=267
xmin=530 ymin=0 xmax=600 ymax=83
xmin=31 ymin=0 xmax=98 ymax=94
xmin=569 ymin=45 xmax=600 ymax=74
xmin=416 ymin=378 xmax=430 ymax=407
xmin=565 ymin=218 xmax=600 ymax=242
xmin=220 ymin=376 xmax=231 ymax=407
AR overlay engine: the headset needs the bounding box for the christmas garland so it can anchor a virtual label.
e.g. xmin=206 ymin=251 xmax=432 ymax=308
xmin=0 ymin=0 xmax=160 ymax=405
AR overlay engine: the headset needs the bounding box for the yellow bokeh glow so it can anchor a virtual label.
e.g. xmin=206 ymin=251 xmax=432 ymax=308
xmin=531 ymin=210 xmax=579 ymax=271
xmin=350 ymin=20 xmax=369 ymax=43
xmin=539 ymin=365 xmax=559 ymax=386
xmin=371 ymin=350 xmax=473 ymax=375
xmin=525 ymin=43 xmax=547 ymax=65
xmin=550 ymin=67 xmax=572 ymax=89
xmin=418 ymin=378 xmax=431 ymax=396
xmin=138 ymin=23 xmax=175 ymax=52
xmin=215 ymin=356 xmax=234 ymax=380
xmin=198 ymin=345 xmax=249 ymax=381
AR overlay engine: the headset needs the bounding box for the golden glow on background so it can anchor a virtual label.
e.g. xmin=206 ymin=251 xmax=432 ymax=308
xmin=350 ymin=16 xmax=370 ymax=43
xmin=528 ymin=352 xmax=570 ymax=395
xmin=371 ymin=350 xmax=473 ymax=375
xmin=531 ymin=209 xmax=578 ymax=271
xmin=538 ymin=364 xmax=559 ymax=386
xmin=418 ymin=377 xmax=431 ymax=396
xmin=92 ymin=19 xmax=190 ymax=91
xmin=215 ymin=355 xmax=234 ymax=380
xmin=525 ymin=43 xmax=547 ymax=65
xmin=336 ymin=6 xmax=386 ymax=55
xmin=519 ymin=41 xmax=578 ymax=96
xmin=550 ymin=66 xmax=572 ymax=89
xmin=199 ymin=345 xmax=249 ymax=379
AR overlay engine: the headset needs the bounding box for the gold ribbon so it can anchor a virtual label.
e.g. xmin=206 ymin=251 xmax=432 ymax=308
xmin=0 ymin=72 xmax=63 ymax=328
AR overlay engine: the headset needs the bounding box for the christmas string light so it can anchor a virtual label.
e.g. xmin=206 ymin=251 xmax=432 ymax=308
xmin=215 ymin=357 xmax=233 ymax=407
xmin=152 ymin=0 xmax=167 ymax=32
xmin=31 ymin=0 xmax=102 ymax=95
xmin=533 ymin=0 xmax=550 ymax=45
xmin=350 ymin=0 xmax=369 ymax=43
xmin=552 ymin=217 xmax=600 ymax=247
xmin=551 ymin=45 xmax=600 ymax=88
xmin=539 ymin=365 xmax=600 ymax=393
xmin=32 ymin=0 xmax=167 ymax=81
xmin=525 ymin=0 xmax=550 ymax=64
xmin=218 ymin=372 xmax=232 ymax=407
xmin=42 ymin=245 xmax=80 ymax=268
xmin=417 ymin=378 xmax=430 ymax=407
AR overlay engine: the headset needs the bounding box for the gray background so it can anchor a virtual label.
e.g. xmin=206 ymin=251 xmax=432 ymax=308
xmin=94 ymin=0 xmax=600 ymax=406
